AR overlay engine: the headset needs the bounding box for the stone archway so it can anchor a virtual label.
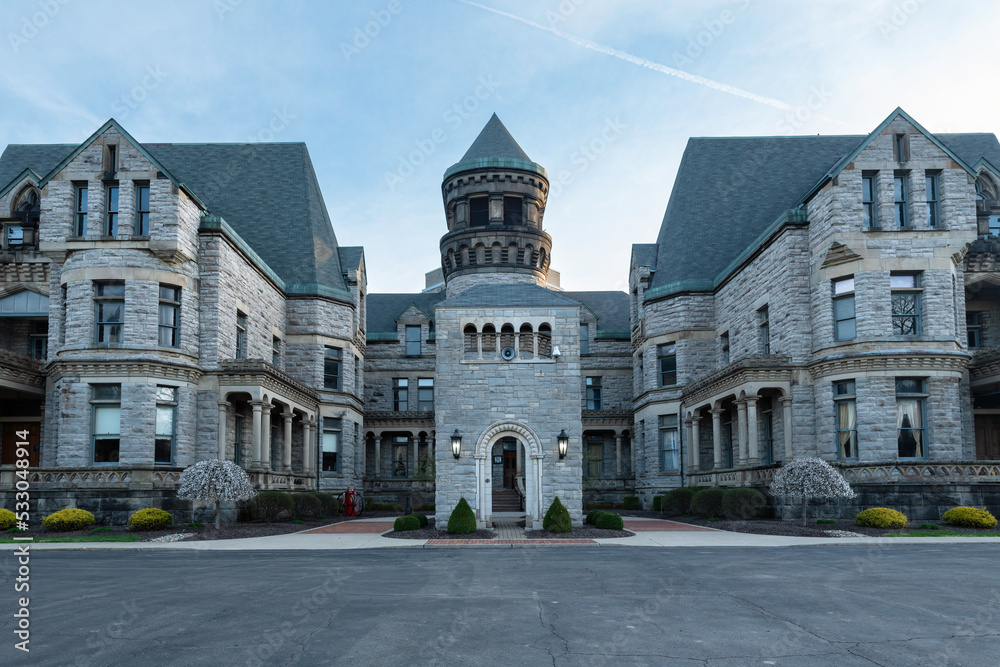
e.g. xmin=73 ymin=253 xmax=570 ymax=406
xmin=475 ymin=421 xmax=544 ymax=529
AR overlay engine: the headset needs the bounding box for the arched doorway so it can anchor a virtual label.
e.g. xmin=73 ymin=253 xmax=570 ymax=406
xmin=475 ymin=421 xmax=544 ymax=529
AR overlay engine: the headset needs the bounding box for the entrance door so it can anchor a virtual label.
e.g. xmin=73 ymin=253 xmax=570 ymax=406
xmin=502 ymin=450 xmax=517 ymax=488
xmin=1 ymin=422 xmax=40 ymax=466
xmin=975 ymin=415 xmax=1000 ymax=460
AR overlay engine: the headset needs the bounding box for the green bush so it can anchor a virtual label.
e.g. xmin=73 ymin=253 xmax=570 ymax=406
xmin=595 ymin=512 xmax=624 ymax=530
xmin=690 ymin=488 xmax=727 ymax=518
xmin=856 ymin=507 xmax=908 ymax=529
xmin=394 ymin=515 xmax=420 ymax=532
xmin=0 ymin=508 xmax=16 ymax=530
xmin=291 ymin=493 xmax=322 ymax=520
xmin=128 ymin=508 xmax=173 ymax=531
xmin=920 ymin=523 xmax=940 ymax=530
xmin=413 ymin=513 xmax=429 ymax=527
xmin=663 ymin=488 xmax=697 ymax=515
xmin=310 ymin=492 xmax=339 ymax=517
xmin=543 ymin=496 xmax=572 ymax=533
xmin=92 ymin=527 xmax=112 ymax=533
xmin=585 ymin=510 xmax=603 ymax=525
xmin=42 ymin=508 xmax=96 ymax=531
xmin=447 ymin=497 xmax=477 ymax=534
xmin=292 ymin=519 xmax=304 ymax=525
xmin=722 ymin=488 xmax=766 ymax=520
xmin=250 ymin=491 xmax=295 ymax=522
xmin=942 ymin=506 xmax=998 ymax=529
xmin=622 ymin=496 xmax=640 ymax=510
xmin=652 ymin=496 xmax=662 ymax=512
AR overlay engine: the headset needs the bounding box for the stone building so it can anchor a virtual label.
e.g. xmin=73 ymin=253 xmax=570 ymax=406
xmin=1 ymin=108 xmax=999 ymax=524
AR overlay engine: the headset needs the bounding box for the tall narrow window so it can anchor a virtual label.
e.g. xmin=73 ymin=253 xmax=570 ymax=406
xmin=758 ymin=306 xmax=770 ymax=353
xmin=158 ymin=285 xmax=180 ymax=347
xmin=891 ymin=273 xmax=921 ymax=335
xmin=92 ymin=384 xmax=121 ymax=463
xmin=659 ymin=415 xmax=679 ymax=472
xmin=503 ymin=196 xmax=522 ymax=225
xmin=833 ymin=277 xmax=856 ymax=341
xmin=896 ymin=377 xmax=926 ymax=458
xmin=235 ymin=311 xmax=247 ymax=359
xmin=405 ymin=325 xmax=421 ymax=356
xmin=658 ymin=343 xmax=677 ymax=386
xmin=155 ymin=386 xmax=177 ymax=465
xmin=29 ymin=321 xmax=48 ymax=360
xmin=135 ymin=183 xmax=150 ymax=235
xmin=862 ymin=172 xmax=878 ymax=227
xmin=894 ymin=133 xmax=909 ymax=162
xmin=721 ymin=332 xmax=730 ymax=365
xmin=105 ymin=183 xmax=119 ymax=235
xmin=469 ymin=197 xmax=488 ymax=226
xmin=74 ymin=184 xmax=88 ymax=236
xmin=322 ymin=418 xmax=341 ymax=472
xmin=105 ymin=145 xmax=117 ymax=174
xmin=834 ymin=380 xmax=857 ymax=459
xmin=324 ymin=347 xmax=342 ymax=390
xmin=272 ymin=337 xmax=281 ymax=365
xmin=894 ymin=173 xmax=908 ymax=227
xmin=967 ymin=312 xmax=982 ymax=348
xmin=417 ymin=378 xmax=434 ymax=411
xmin=925 ymin=172 xmax=940 ymax=227
xmin=586 ymin=376 xmax=602 ymax=410
xmin=95 ymin=281 xmax=125 ymax=344
xmin=393 ymin=378 xmax=408 ymax=411
xmin=580 ymin=323 xmax=589 ymax=355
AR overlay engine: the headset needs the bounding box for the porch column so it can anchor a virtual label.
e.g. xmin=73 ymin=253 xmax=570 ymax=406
xmin=736 ymin=400 xmax=748 ymax=467
xmin=375 ymin=433 xmax=383 ymax=478
xmin=711 ymin=408 xmax=724 ymax=470
xmin=261 ymin=403 xmax=272 ymax=471
xmin=689 ymin=416 xmax=700 ymax=473
xmin=282 ymin=412 xmax=294 ymax=473
xmin=217 ymin=401 xmax=230 ymax=461
xmin=251 ymin=401 xmax=264 ymax=467
xmin=410 ymin=434 xmax=418 ymax=478
xmin=746 ymin=396 xmax=759 ymax=466
xmin=303 ymin=417 xmax=314 ymax=474
xmin=615 ymin=432 xmax=622 ymax=476
xmin=781 ymin=396 xmax=794 ymax=461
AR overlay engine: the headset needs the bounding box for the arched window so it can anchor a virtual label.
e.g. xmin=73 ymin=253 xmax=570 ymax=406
xmin=538 ymin=323 xmax=552 ymax=358
xmin=500 ymin=324 xmax=515 ymax=352
xmin=519 ymin=323 xmax=534 ymax=358
xmin=5 ymin=187 xmax=40 ymax=248
xmin=464 ymin=324 xmax=478 ymax=359
xmin=482 ymin=324 xmax=496 ymax=359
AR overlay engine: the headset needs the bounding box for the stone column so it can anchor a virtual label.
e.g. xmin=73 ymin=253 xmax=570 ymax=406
xmin=251 ymin=401 xmax=264 ymax=467
xmin=736 ymin=400 xmax=748 ymax=467
xmin=516 ymin=440 xmax=523 ymax=476
xmin=217 ymin=401 xmax=230 ymax=461
xmin=477 ymin=333 xmax=482 ymax=360
xmin=303 ymin=417 xmax=314 ymax=474
xmin=781 ymin=396 xmax=794 ymax=462
xmin=261 ymin=403 xmax=272 ymax=471
xmin=711 ymin=408 xmax=724 ymax=470
xmin=375 ymin=433 xmax=383 ymax=478
xmin=615 ymin=432 xmax=622 ymax=476
xmin=282 ymin=412 xmax=294 ymax=473
xmin=746 ymin=396 xmax=759 ymax=466
xmin=410 ymin=434 xmax=418 ymax=479
xmin=688 ymin=416 xmax=700 ymax=473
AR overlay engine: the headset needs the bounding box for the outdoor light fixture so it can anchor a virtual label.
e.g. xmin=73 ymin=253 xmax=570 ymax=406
xmin=451 ymin=429 xmax=462 ymax=459
xmin=557 ymin=429 xmax=569 ymax=459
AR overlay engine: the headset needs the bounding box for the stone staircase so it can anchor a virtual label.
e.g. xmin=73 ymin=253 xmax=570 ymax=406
xmin=492 ymin=489 xmax=522 ymax=513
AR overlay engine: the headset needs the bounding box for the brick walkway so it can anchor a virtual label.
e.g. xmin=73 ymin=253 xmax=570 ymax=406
xmin=301 ymin=520 xmax=395 ymax=534
xmin=492 ymin=515 xmax=525 ymax=540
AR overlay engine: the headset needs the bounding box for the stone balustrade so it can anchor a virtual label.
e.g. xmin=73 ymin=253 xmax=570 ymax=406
xmin=690 ymin=460 xmax=1000 ymax=488
xmin=2 ymin=466 xmax=315 ymax=491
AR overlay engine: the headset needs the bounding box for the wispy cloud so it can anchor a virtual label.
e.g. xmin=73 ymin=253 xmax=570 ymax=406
xmin=457 ymin=0 xmax=792 ymax=111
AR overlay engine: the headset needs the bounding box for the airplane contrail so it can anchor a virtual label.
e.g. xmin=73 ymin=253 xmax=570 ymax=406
xmin=457 ymin=0 xmax=792 ymax=111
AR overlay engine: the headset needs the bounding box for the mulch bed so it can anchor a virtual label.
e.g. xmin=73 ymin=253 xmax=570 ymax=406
xmin=524 ymin=527 xmax=634 ymax=539
xmin=666 ymin=515 xmax=996 ymax=538
xmin=382 ymin=522 xmax=496 ymax=540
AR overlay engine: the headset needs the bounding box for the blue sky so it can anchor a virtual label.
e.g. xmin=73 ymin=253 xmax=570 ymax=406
xmin=2 ymin=0 xmax=998 ymax=293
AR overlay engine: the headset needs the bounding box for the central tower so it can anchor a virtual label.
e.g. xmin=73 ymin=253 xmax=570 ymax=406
xmin=439 ymin=114 xmax=552 ymax=297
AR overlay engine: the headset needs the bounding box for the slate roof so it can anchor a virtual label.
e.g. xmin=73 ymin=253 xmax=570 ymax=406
xmin=631 ymin=243 xmax=658 ymax=269
xmin=562 ymin=291 xmax=630 ymax=332
xmin=435 ymin=283 xmax=582 ymax=309
xmin=366 ymin=292 xmax=446 ymax=333
xmin=649 ymin=132 xmax=1000 ymax=295
xmin=0 ymin=140 xmax=349 ymax=298
xmin=338 ymin=246 xmax=364 ymax=272
xmin=459 ymin=113 xmax=532 ymax=162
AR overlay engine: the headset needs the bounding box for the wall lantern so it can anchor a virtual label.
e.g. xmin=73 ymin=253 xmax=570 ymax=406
xmin=451 ymin=430 xmax=462 ymax=459
xmin=557 ymin=429 xmax=569 ymax=459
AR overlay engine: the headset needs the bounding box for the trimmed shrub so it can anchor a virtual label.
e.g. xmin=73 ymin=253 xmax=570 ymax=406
xmin=856 ymin=507 xmax=907 ymax=529
xmin=663 ymin=488 xmax=697 ymax=515
xmin=310 ymin=492 xmax=339 ymax=517
xmin=250 ymin=491 xmax=295 ymax=523
xmin=585 ymin=510 xmax=603 ymax=525
xmin=394 ymin=515 xmax=420 ymax=532
xmin=42 ymin=508 xmax=95 ymax=531
xmin=623 ymin=496 xmax=640 ymax=510
xmin=652 ymin=496 xmax=662 ymax=512
xmin=543 ymin=496 xmax=572 ymax=533
xmin=291 ymin=493 xmax=322 ymax=520
xmin=447 ymin=497 xmax=477 ymax=534
xmin=0 ymin=508 xmax=16 ymax=530
xmin=690 ymin=488 xmax=727 ymax=518
xmin=722 ymin=488 xmax=766 ymax=520
xmin=128 ymin=508 xmax=173 ymax=531
xmin=595 ymin=512 xmax=624 ymax=531
xmin=942 ymin=506 xmax=998 ymax=529
xmin=413 ymin=513 xmax=429 ymax=527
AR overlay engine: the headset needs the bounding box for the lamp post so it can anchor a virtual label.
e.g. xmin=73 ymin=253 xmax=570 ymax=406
xmin=451 ymin=430 xmax=462 ymax=459
xmin=557 ymin=429 xmax=569 ymax=459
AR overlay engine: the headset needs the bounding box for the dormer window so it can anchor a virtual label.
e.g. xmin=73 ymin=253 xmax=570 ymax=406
xmin=894 ymin=133 xmax=909 ymax=162
xmin=469 ymin=197 xmax=488 ymax=226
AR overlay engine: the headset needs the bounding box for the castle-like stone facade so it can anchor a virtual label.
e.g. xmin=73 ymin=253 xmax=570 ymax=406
xmin=2 ymin=109 xmax=1000 ymax=524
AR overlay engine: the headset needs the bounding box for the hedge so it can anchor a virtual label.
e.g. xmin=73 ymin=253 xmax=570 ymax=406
xmin=310 ymin=492 xmax=339 ymax=517
xmin=543 ymin=497 xmax=572 ymax=533
xmin=595 ymin=512 xmax=624 ymax=530
xmin=447 ymin=497 xmax=476 ymax=534
xmin=622 ymin=496 xmax=640 ymax=510
xmin=127 ymin=508 xmax=173 ymax=531
xmin=690 ymin=488 xmax=726 ymax=518
xmin=721 ymin=488 xmax=766 ymax=520
xmin=42 ymin=508 xmax=96 ymax=531
xmin=663 ymin=488 xmax=697 ymax=515
xmin=413 ymin=513 xmax=429 ymax=527
xmin=291 ymin=492 xmax=322 ymax=520
xmin=856 ymin=507 xmax=907 ymax=529
xmin=942 ymin=507 xmax=997 ymax=529
xmin=652 ymin=496 xmax=662 ymax=512
xmin=250 ymin=491 xmax=295 ymax=522
xmin=0 ymin=508 xmax=16 ymax=530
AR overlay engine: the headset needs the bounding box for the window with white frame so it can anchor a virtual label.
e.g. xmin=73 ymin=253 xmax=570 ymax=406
xmin=659 ymin=415 xmax=679 ymax=472
xmin=105 ymin=183 xmax=119 ymax=235
xmin=405 ymin=325 xmax=421 ymax=356
xmin=155 ymin=386 xmax=177 ymax=465
xmin=894 ymin=173 xmax=909 ymax=227
xmin=74 ymin=183 xmax=88 ymax=236
xmin=95 ymin=281 xmax=125 ymax=344
xmin=322 ymin=418 xmax=341 ymax=472
xmin=135 ymin=183 xmax=150 ymax=235
xmin=92 ymin=384 xmax=121 ymax=464
xmin=890 ymin=273 xmax=921 ymax=335
xmin=834 ymin=380 xmax=857 ymax=459
xmin=417 ymin=378 xmax=433 ymax=411
xmin=862 ymin=171 xmax=878 ymax=227
xmin=393 ymin=378 xmax=408 ymax=411
xmin=896 ymin=377 xmax=926 ymax=458
xmin=324 ymin=347 xmax=342 ymax=390
xmin=833 ymin=277 xmax=856 ymax=341
xmin=658 ymin=343 xmax=677 ymax=386
xmin=925 ymin=171 xmax=940 ymax=227
xmin=158 ymin=285 xmax=180 ymax=347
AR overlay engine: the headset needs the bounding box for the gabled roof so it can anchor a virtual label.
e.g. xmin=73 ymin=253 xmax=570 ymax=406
xmin=435 ymin=283 xmax=582 ymax=309
xmin=338 ymin=246 xmax=364 ymax=274
xmin=562 ymin=291 xmax=630 ymax=334
xmin=0 ymin=145 xmax=73 ymax=198
xmin=443 ymin=114 xmax=547 ymax=181
xmin=366 ymin=292 xmax=446 ymax=333
xmin=631 ymin=243 xmax=657 ymax=269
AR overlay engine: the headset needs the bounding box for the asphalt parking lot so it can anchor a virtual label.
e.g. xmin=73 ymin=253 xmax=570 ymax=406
xmin=1 ymin=544 xmax=997 ymax=666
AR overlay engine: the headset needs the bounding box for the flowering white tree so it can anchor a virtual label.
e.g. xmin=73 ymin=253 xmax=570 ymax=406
xmin=177 ymin=460 xmax=257 ymax=529
xmin=769 ymin=457 xmax=855 ymax=525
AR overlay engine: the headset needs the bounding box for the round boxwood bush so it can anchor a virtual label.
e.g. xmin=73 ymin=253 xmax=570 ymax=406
xmin=394 ymin=515 xmax=420 ymax=532
xmin=291 ymin=492 xmax=322 ymax=520
xmin=0 ymin=508 xmax=16 ymax=530
xmin=543 ymin=496 xmax=572 ymax=533
xmin=310 ymin=492 xmax=339 ymax=517
xmin=942 ymin=506 xmax=998 ymax=529
xmin=662 ymin=488 xmax=696 ymax=515
xmin=128 ymin=508 xmax=173 ymax=531
xmin=447 ymin=497 xmax=477 ymax=534
xmin=249 ymin=491 xmax=295 ymax=523
xmin=42 ymin=508 xmax=96 ymax=531
xmin=595 ymin=511 xmax=624 ymax=530
xmin=690 ymin=488 xmax=727 ymax=518
xmin=856 ymin=507 xmax=908 ymax=529
xmin=585 ymin=509 xmax=603 ymax=525
xmin=722 ymin=488 xmax=767 ymax=520
xmin=413 ymin=513 xmax=429 ymax=527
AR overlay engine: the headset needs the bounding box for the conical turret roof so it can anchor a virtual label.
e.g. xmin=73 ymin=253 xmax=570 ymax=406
xmin=443 ymin=113 xmax=546 ymax=181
